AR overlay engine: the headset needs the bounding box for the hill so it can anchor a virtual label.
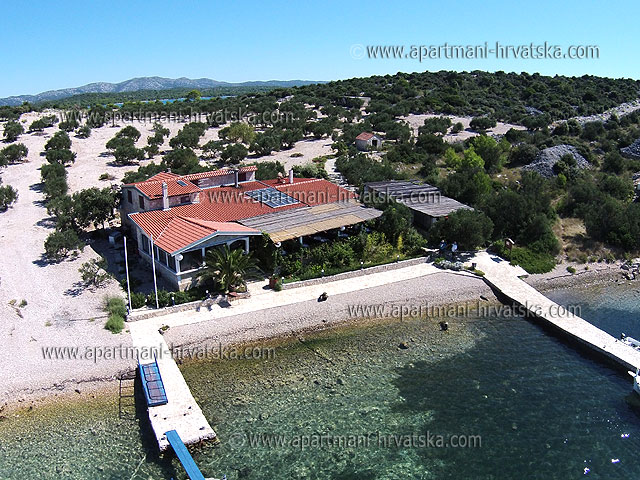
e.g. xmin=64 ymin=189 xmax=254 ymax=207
xmin=0 ymin=76 xmax=322 ymax=106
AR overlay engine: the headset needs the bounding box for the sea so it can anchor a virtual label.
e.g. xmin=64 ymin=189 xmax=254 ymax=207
xmin=1 ymin=281 xmax=639 ymax=479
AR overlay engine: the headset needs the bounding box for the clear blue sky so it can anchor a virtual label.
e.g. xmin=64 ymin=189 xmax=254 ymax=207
xmin=1 ymin=0 xmax=638 ymax=97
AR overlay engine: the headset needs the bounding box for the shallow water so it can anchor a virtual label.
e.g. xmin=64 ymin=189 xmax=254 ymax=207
xmin=1 ymin=282 xmax=640 ymax=479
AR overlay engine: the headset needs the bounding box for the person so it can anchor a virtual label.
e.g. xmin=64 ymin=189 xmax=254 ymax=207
xmin=451 ymin=241 xmax=458 ymax=260
xmin=439 ymin=239 xmax=447 ymax=255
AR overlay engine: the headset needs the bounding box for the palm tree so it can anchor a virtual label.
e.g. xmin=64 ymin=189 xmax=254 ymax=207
xmin=198 ymin=245 xmax=261 ymax=293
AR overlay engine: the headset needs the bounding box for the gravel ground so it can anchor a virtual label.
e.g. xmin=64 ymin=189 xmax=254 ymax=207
xmin=162 ymin=272 xmax=496 ymax=352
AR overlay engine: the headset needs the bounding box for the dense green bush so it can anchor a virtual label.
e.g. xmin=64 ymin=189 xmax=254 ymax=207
xmin=253 ymin=161 xmax=285 ymax=180
xmin=335 ymin=153 xmax=404 ymax=187
xmin=104 ymin=295 xmax=127 ymax=318
xmin=130 ymin=292 xmax=147 ymax=309
xmin=428 ymin=209 xmax=494 ymax=250
xmin=0 ymin=143 xmax=28 ymax=165
xmin=0 ymin=184 xmax=18 ymax=210
xmin=44 ymin=229 xmax=83 ymax=261
xmin=147 ymin=290 xmax=172 ymax=308
xmin=470 ymin=117 xmax=496 ymax=131
xmin=3 ymin=121 xmax=24 ymax=142
xmin=491 ymin=241 xmax=556 ymax=274
xmin=105 ymin=314 xmax=125 ymax=334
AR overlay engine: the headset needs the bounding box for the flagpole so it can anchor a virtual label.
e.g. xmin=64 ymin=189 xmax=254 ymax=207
xmin=150 ymin=233 xmax=159 ymax=309
xmin=123 ymin=235 xmax=132 ymax=312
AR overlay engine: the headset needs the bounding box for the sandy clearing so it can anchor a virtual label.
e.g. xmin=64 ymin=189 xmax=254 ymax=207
xmin=245 ymin=137 xmax=334 ymax=171
xmin=0 ymin=112 xmax=133 ymax=405
xmin=400 ymin=113 xmax=526 ymax=143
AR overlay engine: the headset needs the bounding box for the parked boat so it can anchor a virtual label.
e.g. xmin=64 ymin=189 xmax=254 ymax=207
xmin=620 ymin=333 xmax=640 ymax=352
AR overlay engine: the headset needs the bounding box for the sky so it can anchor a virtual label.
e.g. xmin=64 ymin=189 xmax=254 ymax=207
xmin=1 ymin=0 xmax=638 ymax=97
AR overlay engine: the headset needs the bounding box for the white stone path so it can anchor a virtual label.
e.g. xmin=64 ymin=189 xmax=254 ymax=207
xmin=472 ymin=252 xmax=640 ymax=371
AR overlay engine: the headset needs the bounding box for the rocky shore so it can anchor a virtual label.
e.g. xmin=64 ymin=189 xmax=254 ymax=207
xmin=3 ymin=259 xmax=638 ymax=413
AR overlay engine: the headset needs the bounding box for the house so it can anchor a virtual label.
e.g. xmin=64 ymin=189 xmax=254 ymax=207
xmin=355 ymin=132 xmax=382 ymax=151
xmin=633 ymin=172 xmax=640 ymax=194
xmin=121 ymin=166 xmax=381 ymax=290
xmin=363 ymin=180 xmax=472 ymax=229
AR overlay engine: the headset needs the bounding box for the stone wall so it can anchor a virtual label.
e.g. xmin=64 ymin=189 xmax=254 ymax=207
xmin=281 ymin=256 xmax=429 ymax=290
xmin=126 ymin=294 xmax=231 ymax=321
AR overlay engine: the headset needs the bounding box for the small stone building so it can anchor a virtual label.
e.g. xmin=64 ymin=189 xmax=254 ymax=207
xmin=355 ymin=132 xmax=382 ymax=151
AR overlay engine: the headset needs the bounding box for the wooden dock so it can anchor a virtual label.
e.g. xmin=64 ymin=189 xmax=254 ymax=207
xmin=472 ymin=252 xmax=640 ymax=371
xmin=129 ymin=325 xmax=216 ymax=451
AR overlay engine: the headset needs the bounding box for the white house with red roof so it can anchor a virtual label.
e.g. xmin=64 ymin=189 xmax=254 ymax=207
xmin=355 ymin=132 xmax=383 ymax=151
xmin=120 ymin=166 xmax=381 ymax=290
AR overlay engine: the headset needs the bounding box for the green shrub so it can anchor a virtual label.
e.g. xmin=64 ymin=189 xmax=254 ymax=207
xmin=79 ymin=259 xmax=109 ymax=288
xmin=428 ymin=209 xmax=494 ymax=251
xmin=44 ymin=229 xmax=83 ymax=261
xmin=509 ymin=248 xmax=556 ymax=274
xmin=567 ymin=266 xmax=577 ymax=274
xmin=105 ymin=314 xmax=125 ymax=334
xmin=76 ymin=125 xmax=91 ymax=138
xmin=130 ymin=292 xmax=146 ymax=309
xmin=104 ymin=295 xmax=127 ymax=317
xmin=491 ymin=242 xmax=556 ymax=274
xmin=3 ymin=121 xmax=24 ymax=142
xmin=147 ymin=289 xmax=171 ymax=307
xmin=162 ymin=290 xmax=191 ymax=305
xmin=0 ymin=185 xmax=18 ymax=211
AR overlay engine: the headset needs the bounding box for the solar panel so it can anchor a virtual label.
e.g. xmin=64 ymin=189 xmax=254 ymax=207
xmin=177 ymin=180 xmax=188 ymax=186
xmin=245 ymin=188 xmax=299 ymax=208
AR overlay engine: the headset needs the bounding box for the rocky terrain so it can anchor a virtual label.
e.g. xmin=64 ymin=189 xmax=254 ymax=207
xmin=522 ymin=144 xmax=590 ymax=178
xmin=567 ymin=99 xmax=640 ymax=126
xmin=621 ymin=137 xmax=640 ymax=159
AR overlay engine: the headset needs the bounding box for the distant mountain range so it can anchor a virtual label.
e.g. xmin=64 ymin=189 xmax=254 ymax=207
xmin=0 ymin=76 xmax=322 ymax=106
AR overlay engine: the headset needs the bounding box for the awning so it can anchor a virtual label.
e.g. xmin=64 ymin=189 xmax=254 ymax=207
xmin=239 ymin=200 xmax=382 ymax=243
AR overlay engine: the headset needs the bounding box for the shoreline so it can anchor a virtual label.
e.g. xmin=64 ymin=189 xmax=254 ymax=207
xmin=1 ymin=263 xmax=633 ymax=413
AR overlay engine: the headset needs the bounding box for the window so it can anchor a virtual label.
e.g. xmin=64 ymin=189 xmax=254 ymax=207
xmin=138 ymin=195 xmax=145 ymax=209
xmin=141 ymin=236 xmax=150 ymax=254
xmin=127 ymin=190 xmax=132 ymax=204
xmin=160 ymin=250 xmax=168 ymax=266
xmin=168 ymin=255 xmax=176 ymax=271
xmin=180 ymin=195 xmax=190 ymax=204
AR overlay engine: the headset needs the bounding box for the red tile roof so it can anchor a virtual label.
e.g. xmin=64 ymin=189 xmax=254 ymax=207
xmin=355 ymin=132 xmax=376 ymax=141
xmin=129 ymin=174 xmax=357 ymax=254
xmin=181 ymin=165 xmax=257 ymax=181
xmin=133 ymin=178 xmax=201 ymax=200
xmin=146 ymin=172 xmax=181 ymax=182
xmin=125 ymin=166 xmax=259 ymax=199
xmin=136 ymin=215 xmax=260 ymax=254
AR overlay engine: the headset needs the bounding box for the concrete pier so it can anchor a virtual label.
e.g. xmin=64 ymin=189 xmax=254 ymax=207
xmin=129 ymin=324 xmax=216 ymax=451
xmin=472 ymin=252 xmax=640 ymax=371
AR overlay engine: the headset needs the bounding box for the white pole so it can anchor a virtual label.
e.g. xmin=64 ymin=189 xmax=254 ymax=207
xmin=150 ymin=234 xmax=159 ymax=309
xmin=123 ymin=236 xmax=132 ymax=312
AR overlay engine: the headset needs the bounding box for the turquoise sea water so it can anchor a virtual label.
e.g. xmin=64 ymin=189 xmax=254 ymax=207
xmin=1 ymin=282 xmax=640 ymax=479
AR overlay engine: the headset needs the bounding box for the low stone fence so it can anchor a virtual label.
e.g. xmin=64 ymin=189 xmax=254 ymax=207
xmin=281 ymin=256 xmax=430 ymax=290
xmin=125 ymin=292 xmax=250 ymax=322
